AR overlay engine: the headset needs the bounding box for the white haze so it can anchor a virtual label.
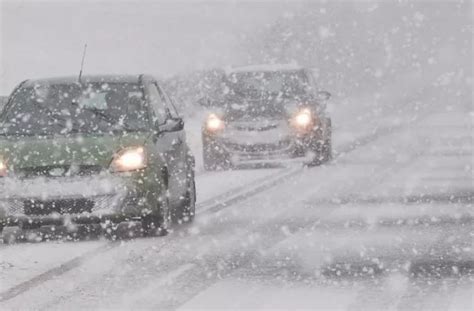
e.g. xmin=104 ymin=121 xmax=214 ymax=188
xmin=0 ymin=1 xmax=472 ymax=309
xmin=0 ymin=0 xmax=303 ymax=94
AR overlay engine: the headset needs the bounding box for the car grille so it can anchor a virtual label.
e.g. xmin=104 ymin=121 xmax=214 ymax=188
xmin=16 ymin=165 xmax=103 ymax=178
xmin=233 ymin=124 xmax=279 ymax=131
xmin=23 ymin=199 xmax=95 ymax=215
xmin=225 ymin=140 xmax=292 ymax=154
xmin=1 ymin=194 xmax=119 ymax=216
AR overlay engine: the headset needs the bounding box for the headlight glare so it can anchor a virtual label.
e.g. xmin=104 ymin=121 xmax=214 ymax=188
xmin=293 ymin=108 xmax=313 ymax=128
xmin=295 ymin=112 xmax=312 ymax=127
xmin=206 ymin=113 xmax=224 ymax=131
xmin=0 ymin=159 xmax=6 ymax=177
xmin=111 ymin=147 xmax=146 ymax=172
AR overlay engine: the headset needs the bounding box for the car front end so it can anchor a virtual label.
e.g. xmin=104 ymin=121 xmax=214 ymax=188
xmin=202 ymin=105 xmax=326 ymax=167
xmin=0 ymin=136 xmax=166 ymax=235
xmin=201 ymin=67 xmax=332 ymax=169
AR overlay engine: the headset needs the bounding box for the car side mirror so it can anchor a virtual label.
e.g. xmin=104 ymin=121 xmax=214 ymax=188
xmin=156 ymin=117 xmax=184 ymax=134
xmin=316 ymin=91 xmax=331 ymax=101
xmin=198 ymin=96 xmax=212 ymax=107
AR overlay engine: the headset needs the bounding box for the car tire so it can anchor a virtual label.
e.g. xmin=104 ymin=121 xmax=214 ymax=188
xmin=2 ymin=231 xmax=16 ymax=244
xmin=307 ymin=141 xmax=324 ymax=167
xmin=171 ymin=171 xmax=196 ymax=224
xmin=323 ymin=137 xmax=333 ymax=161
xmin=324 ymin=119 xmax=333 ymax=161
xmin=2 ymin=227 xmax=23 ymax=244
xmin=142 ymin=195 xmax=170 ymax=237
xmin=103 ymin=222 xmax=140 ymax=240
xmin=310 ymin=139 xmax=332 ymax=166
xmin=203 ymin=142 xmax=230 ymax=171
xmin=308 ymin=119 xmax=332 ymax=167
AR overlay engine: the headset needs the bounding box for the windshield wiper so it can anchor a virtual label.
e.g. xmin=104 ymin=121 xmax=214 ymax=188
xmin=33 ymin=101 xmax=70 ymax=130
xmin=81 ymin=107 xmax=136 ymax=133
xmin=83 ymin=107 xmax=116 ymax=123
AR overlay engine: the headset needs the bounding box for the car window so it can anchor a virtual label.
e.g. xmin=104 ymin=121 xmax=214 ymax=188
xmin=147 ymin=82 xmax=168 ymax=125
xmin=224 ymin=70 xmax=308 ymax=99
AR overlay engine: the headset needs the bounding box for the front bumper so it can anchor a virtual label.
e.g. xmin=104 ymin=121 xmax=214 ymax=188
xmin=0 ymin=174 xmax=144 ymax=228
xmin=205 ymin=131 xmax=320 ymax=165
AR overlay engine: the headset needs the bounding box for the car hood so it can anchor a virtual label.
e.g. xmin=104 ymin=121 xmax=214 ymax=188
xmin=221 ymin=96 xmax=306 ymax=123
xmin=0 ymin=133 xmax=150 ymax=173
xmin=227 ymin=116 xmax=285 ymax=131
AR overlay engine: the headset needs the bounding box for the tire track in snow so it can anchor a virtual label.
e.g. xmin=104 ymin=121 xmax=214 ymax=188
xmin=0 ymin=242 xmax=119 ymax=302
xmin=337 ymin=117 xmax=474 ymax=311
xmin=0 ymin=170 xmax=294 ymax=303
xmin=167 ymin=114 xmax=472 ymax=309
xmin=166 ymin=149 xmax=433 ymax=309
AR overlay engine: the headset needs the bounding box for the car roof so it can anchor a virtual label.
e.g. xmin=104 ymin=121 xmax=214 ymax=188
xmin=21 ymin=74 xmax=153 ymax=87
xmin=225 ymin=64 xmax=304 ymax=75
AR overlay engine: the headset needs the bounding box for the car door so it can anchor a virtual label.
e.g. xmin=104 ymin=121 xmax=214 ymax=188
xmin=144 ymin=80 xmax=175 ymax=190
xmin=154 ymin=82 xmax=189 ymax=206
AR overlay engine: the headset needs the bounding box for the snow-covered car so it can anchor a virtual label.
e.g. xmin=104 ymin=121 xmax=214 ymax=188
xmin=0 ymin=75 xmax=196 ymax=242
xmin=201 ymin=64 xmax=333 ymax=170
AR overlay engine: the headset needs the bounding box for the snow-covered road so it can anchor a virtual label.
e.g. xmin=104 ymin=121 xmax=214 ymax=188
xmin=0 ymin=77 xmax=472 ymax=310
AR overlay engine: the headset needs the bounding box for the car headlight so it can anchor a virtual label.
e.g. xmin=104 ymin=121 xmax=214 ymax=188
xmin=206 ymin=113 xmax=225 ymax=131
xmin=111 ymin=147 xmax=146 ymax=172
xmin=0 ymin=158 xmax=6 ymax=177
xmin=293 ymin=108 xmax=313 ymax=128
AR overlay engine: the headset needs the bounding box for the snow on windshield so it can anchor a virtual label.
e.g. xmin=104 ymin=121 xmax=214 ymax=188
xmin=1 ymin=82 xmax=147 ymax=135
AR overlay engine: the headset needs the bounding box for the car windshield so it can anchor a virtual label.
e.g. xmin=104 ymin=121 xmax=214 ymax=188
xmin=224 ymin=70 xmax=308 ymax=99
xmin=219 ymin=71 xmax=308 ymax=120
xmin=0 ymin=82 xmax=149 ymax=136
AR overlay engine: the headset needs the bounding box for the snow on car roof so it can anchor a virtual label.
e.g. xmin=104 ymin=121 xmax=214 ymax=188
xmin=22 ymin=74 xmax=147 ymax=87
xmin=225 ymin=64 xmax=304 ymax=75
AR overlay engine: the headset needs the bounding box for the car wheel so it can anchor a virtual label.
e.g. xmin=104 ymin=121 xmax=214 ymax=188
xmin=323 ymin=138 xmax=333 ymax=161
xmin=142 ymin=195 xmax=169 ymax=237
xmin=324 ymin=119 xmax=333 ymax=161
xmin=2 ymin=231 xmax=16 ymax=244
xmin=103 ymin=221 xmax=140 ymax=240
xmin=203 ymin=140 xmax=230 ymax=171
xmin=171 ymin=171 xmax=196 ymax=224
xmin=307 ymin=141 xmax=324 ymax=167
xmin=2 ymin=227 xmax=23 ymax=244
xmin=308 ymin=139 xmax=331 ymax=167
xmin=308 ymin=120 xmax=332 ymax=167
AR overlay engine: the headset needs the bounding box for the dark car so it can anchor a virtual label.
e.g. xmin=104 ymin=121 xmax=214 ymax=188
xmin=201 ymin=64 xmax=333 ymax=170
xmin=0 ymin=75 xmax=196 ymax=242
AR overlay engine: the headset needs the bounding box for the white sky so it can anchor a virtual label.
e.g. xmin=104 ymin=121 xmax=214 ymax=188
xmin=0 ymin=0 xmax=303 ymax=94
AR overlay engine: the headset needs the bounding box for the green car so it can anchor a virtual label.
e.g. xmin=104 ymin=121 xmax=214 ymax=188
xmin=0 ymin=75 xmax=196 ymax=241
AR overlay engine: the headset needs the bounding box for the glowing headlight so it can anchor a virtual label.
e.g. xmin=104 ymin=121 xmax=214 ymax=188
xmin=206 ymin=113 xmax=224 ymax=131
xmin=0 ymin=159 xmax=6 ymax=177
xmin=111 ymin=147 xmax=146 ymax=172
xmin=293 ymin=109 xmax=313 ymax=127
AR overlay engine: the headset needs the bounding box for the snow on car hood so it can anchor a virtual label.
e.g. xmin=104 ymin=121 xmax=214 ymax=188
xmin=0 ymin=133 xmax=149 ymax=172
xmin=221 ymin=97 xmax=300 ymax=121
xmin=0 ymin=174 xmax=127 ymax=201
xmin=221 ymin=118 xmax=292 ymax=144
